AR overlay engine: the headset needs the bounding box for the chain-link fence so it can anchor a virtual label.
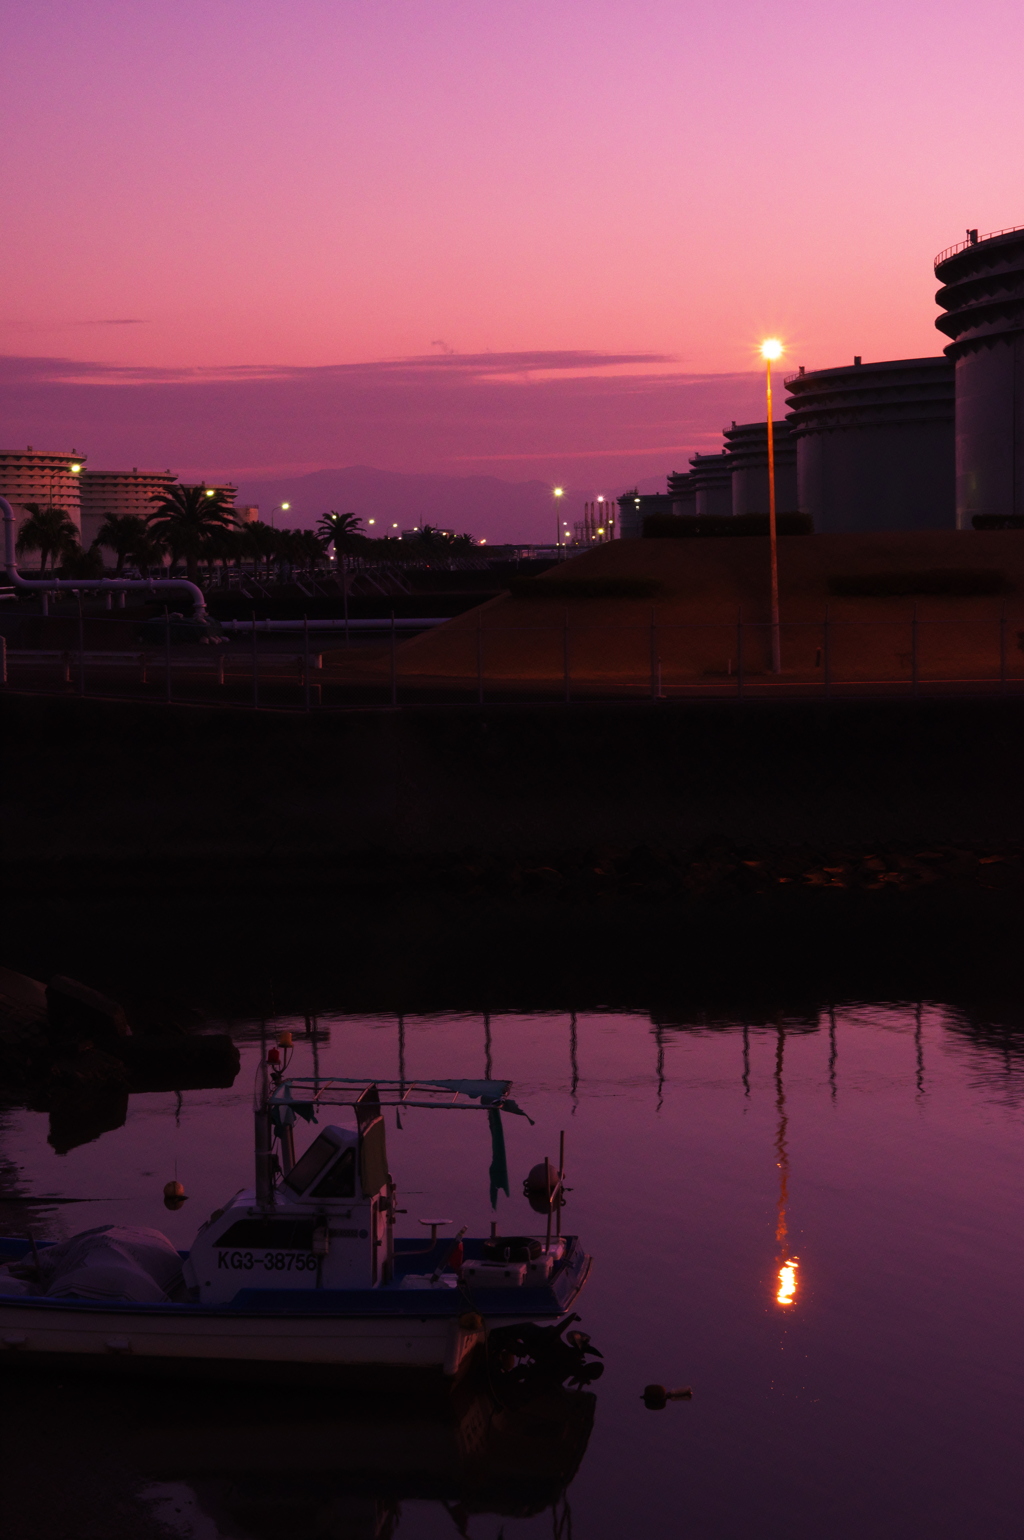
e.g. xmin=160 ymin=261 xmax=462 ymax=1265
xmin=3 ymin=610 xmax=1023 ymax=709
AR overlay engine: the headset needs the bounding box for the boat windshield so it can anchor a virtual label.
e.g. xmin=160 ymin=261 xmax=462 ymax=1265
xmin=311 ymin=1147 xmax=356 ymax=1198
xmin=284 ymin=1132 xmax=344 ymax=1195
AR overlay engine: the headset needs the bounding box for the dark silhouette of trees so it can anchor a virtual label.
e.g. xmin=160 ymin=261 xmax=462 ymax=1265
xmin=240 ymin=520 xmax=279 ymax=581
xmin=95 ymin=513 xmax=158 ymax=576
xmin=147 ymin=484 xmax=235 ymax=583
xmin=16 ymin=505 xmax=80 ymax=572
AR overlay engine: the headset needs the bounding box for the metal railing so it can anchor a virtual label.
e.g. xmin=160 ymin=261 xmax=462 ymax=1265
xmin=934 ymin=225 xmax=1024 ymax=268
xmin=3 ymin=610 xmax=1023 ymax=711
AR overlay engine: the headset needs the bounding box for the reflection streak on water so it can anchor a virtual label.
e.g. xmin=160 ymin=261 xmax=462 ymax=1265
xmin=773 ymin=1024 xmax=797 ymax=1309
xmin=777 ymin=1256 xmax=799 ymax=1307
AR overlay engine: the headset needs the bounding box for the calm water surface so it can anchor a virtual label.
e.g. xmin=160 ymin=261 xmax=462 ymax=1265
xmin=3 ymin=1002 xmax=1023 ymax=1539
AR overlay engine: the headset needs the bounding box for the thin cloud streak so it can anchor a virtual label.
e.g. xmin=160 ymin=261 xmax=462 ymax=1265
xmin=0 ymin=348 xmax=676 ymax=388
xmin=0 ymin=349 xmax=768 ymax=526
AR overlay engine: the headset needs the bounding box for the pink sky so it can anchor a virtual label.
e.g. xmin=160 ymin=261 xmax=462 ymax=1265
xmin=2 ymin=0 xmax=1021 ymax=499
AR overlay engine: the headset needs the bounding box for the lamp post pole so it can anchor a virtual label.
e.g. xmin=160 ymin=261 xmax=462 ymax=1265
xmin=761 ymin=341 xmax=783 ymax=674
xmin=553 ymin=487 xmax=564 ymax=558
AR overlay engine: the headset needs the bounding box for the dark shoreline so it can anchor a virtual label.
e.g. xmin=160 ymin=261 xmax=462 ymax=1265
xmin=4 ymin=851 xmax=1024 ymax=1021
xmin=5 ymin=692 xmax=1024 ymax=1018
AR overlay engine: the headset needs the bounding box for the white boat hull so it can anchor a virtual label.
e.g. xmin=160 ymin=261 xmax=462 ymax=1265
xmin=0 ymin=1302 xmax=486 ymax=1379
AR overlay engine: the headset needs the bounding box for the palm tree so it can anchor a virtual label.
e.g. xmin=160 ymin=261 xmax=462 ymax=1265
xmin=147 ymin=483 xmax=235 ymax=584
xmin=240 ymin=520 xmax=280 ymax=582
xmin=202 ymin=526 xmax=244 ymax=587
xmin=296 ymin=528 xmax=328 ymax=578
xmin=317 ymin=510 xmax=362 ymax=556
xmin=16 ymin=504 xmax=80 ymax=573
xmin=130 ymin=528 xmax=169 ymax=579
xmin=316 ymin=512 xmax=363 ymax=626
xmin=95 ymin=513 xmax=149 ymax=576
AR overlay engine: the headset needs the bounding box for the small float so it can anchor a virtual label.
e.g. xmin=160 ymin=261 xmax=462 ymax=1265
xmin=0 ymin=1066 xmax=595 ymax=1384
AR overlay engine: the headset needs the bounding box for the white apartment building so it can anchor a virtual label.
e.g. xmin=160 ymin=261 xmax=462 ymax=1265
xmin=0 ymin=447 xmax=86 ymax=534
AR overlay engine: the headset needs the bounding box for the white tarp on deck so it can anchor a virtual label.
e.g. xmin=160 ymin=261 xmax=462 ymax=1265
xmin=0 ymin=1225 xmax=184 ymax=1303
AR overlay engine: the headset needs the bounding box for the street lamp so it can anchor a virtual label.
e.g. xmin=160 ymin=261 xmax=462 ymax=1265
xmin=553 ymin=487 xmax=564 ymax=554
xmin=760 ymin=338 xmax=784 ymax=674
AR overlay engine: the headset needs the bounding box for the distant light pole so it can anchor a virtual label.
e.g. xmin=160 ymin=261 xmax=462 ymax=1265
xmin=553 ymin=487 xmax=564 ymax=555
xmin=760 ymin=339 xmax=784 ymax=673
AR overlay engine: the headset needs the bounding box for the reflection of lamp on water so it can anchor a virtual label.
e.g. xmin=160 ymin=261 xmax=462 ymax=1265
xmin=777 ymin=1256 xmax=799 ymax=1306
xmin=773 ymin=1023 xmax=799 ymax=1308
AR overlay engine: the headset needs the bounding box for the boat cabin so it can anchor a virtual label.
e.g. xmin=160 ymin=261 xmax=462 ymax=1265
xmin=185 ymin=1120 xmax=392 ymax=1304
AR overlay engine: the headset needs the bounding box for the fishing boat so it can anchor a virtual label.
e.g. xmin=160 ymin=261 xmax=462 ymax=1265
xmin=0 ymin=1069 xmax=595 ymax=1383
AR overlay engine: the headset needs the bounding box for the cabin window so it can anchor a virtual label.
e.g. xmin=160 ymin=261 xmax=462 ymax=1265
xmin=284 ymin=1132 xmax=346 ymax=1195
xmin=311 ymin=1147 xmax=356 ymax=1198
xmin=216 ymin=1219 xmax=315 ymax=1249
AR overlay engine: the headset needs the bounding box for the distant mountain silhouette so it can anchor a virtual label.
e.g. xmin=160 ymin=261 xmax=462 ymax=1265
xmin=233 ymin=464 xmax=665 ymax=545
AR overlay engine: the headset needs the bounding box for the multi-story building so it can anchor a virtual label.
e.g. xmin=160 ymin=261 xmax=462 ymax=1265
xmin=79 ymin=468 xmax=177 ymax=546
xmin=0 ymin=447 xmax=87 ymax=535
xmin=186 ymin=483 xmax=237 ymax=507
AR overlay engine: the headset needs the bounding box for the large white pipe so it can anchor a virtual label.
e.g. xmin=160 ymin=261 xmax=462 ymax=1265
xmin=1 ymin=496 xmax=207 ymax=614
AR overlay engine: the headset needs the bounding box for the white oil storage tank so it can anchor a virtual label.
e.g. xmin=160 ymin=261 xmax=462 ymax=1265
xmin=934 ymin=226 xmax=1024 ymax=526
xmin=723 ymin=420 xmax=797 ymax=517
xmin=784 ymin=357 xmax=955 ymax=532
xmin=688 ymin=452 xmax=733 ymax=517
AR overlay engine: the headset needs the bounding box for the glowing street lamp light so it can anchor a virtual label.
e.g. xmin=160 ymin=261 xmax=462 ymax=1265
xmin=553 ymin=486 xmax=565 ymax=551
xmin=760 ymin=338 xmax=784 ymax=673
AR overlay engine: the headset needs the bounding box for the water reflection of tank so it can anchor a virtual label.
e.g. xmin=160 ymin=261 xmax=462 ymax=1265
xmin=784 ymin=357 xmax=955 ymax=532
xmin=934 ymin=227 xmax=1024 ymax=526
xmin=723 ymin=420 xmax=797 ymax=517
xmin=689 ymin=452 xmax=733 ymax=517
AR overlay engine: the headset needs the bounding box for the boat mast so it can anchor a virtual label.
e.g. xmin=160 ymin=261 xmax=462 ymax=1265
xmin=255 ymin=1019 xmax=274 ymax=1208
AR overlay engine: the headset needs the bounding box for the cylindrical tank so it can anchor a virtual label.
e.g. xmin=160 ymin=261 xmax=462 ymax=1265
xmin=784 ymin=358 xmax=954 ymax=532
xmin=934 ymin=227 xmax=1024 ymax=526
xmin=667 ymin=470 xmax=696 ymax=517
xmin=688 ymin=452 xmax=732 ymax=517
xmin=722 ymin=421 xmax=797 ymax=517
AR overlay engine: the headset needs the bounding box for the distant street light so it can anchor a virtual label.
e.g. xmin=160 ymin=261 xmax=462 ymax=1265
xmin=760 ymin=338 xmax=784 ymax=674
xmin=553 ymin=487 xmax=564 ymax=555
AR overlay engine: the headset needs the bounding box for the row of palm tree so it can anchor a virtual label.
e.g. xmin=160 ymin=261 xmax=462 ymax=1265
xmin=15 ymin=483 xmax=479 ymax=587
xmin=13 ymin=488 xmax=352 ymax=586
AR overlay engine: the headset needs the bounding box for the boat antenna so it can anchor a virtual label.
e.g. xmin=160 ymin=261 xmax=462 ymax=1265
xmin=255 ymin=1018 xmax=274 ymax=1208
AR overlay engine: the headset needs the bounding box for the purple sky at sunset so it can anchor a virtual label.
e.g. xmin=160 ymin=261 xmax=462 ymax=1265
xmin=3 ymin=0 xmax=1022 ymax=529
